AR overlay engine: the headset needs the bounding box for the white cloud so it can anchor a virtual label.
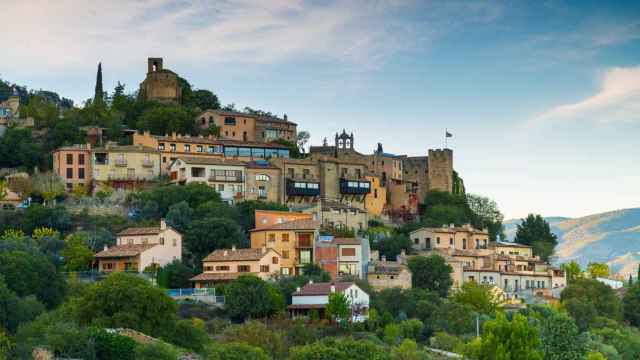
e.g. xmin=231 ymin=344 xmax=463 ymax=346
xmin=528 ymin=66 xmax=640 ymax=126
xmin=0 ymin=0 xmax=502 ymax=76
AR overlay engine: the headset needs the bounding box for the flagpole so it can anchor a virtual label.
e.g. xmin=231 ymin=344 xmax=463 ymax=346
xmin=445 ymin=128 xmax=448 ymax=149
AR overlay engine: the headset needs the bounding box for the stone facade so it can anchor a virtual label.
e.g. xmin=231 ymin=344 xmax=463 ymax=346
xmin=410 ymin=224 xmax=567 ymax=302
xmin=245 ymin=161 xmax=282 ymax=203
xmin=196 ymin=109 xmax=297 ymax=143
xmin=139 ymin=58 xmax=182 ymax=103
xmin=427 ymin=149 xmax=453 ymax=193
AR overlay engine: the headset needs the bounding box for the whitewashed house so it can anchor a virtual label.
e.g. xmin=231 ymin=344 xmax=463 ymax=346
xmin=288 ymin=281 xmax=369 ymax=322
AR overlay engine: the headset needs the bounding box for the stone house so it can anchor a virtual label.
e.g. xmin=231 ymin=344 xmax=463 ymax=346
xmin=52 ymin=144 xmax=93 ymax=192
xmin=367 ymin=251 xmax=412 ymax=291
xmin=139 ymin=58 xmax=182 ymax=103
xmin=191 ymin=246 xmax=281 ymax=288
xmin=195 ymin=109 xmax=297 ymax=143
xmin=244 ymin=160 xmax=282 ymax=203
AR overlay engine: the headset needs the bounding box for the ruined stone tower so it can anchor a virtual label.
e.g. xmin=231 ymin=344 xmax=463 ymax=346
xmin=139 ymin=57 xmax=182 ymax=104
xmin=427 ymin=148 xmax=453 ymax=193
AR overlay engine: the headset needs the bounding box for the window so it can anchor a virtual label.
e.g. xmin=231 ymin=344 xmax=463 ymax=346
xmin=281 ymin=268 xmax=290 ymax=276
xmin=462 ymin=238 xmax=467 ymax=249
xmin=449 ymin=238 xmax=454 ymax=246
xmin=414 ymin=238 xmax=419 ymax=244
xmin=282 ymin=250 xmax=289 ymax=259
xmin=128 ymin=239 xmax=133 ymax=245
xmin=217 ymin=184 xmax=224 ymax=192
xmin=341 ymin=248 xmax=356 ymax=256
xmin=103 ymin=262 xmax=114 ymax=270
xmin=172 ymin=238 xmax=177 ymax=246
xmin=184 ymin=144 xmax=191 ymax=152
xmin=224 ymin=117 xmax=236 ymax=125
xmin=78 ymin=154 xmax=85 ymax=165
xmin=272 ymin=257 xmax=279 ymax=264
xmin=159 ymin=237 xmax=165 ymax=245
xmin=256 ymin=174 xmax=270 ymax=181
xmin=215 ymin=265 xmax=230 ymax=271
xmin=66 ymin=183 xmax=73 ymax=190
xmin=169 ymin=144 xmax=176 ymax=152
xmin=436 ymin=237 xmax=440 ymax=245
xmin=78 ymin=168 xmax=85 ymax=179
xmin=281 ymin=233 xmax=289 ymax=242
xmin=238 ymin=265 xmax=250 ymax=272
xmin=159 ymin=143 xmax=165 ymax=151
xmin=260 ymin=265 xmax=269 ymax=273
xmin=201 ymin=117 xmax=205 ymax=125
xmin=66 ymin=154 xmax=73 ymax=165
xmin=66 ymin=168 xmax=73 ymax=179
xmin=268 ymin=234 xmax=276 ymax=242
xmin=197 ymin=145 xmax=204 ymax=152
xmin=374 ymin=189 xmax=378 ymax=198
xmin=163 ymin=156 xmax=167 ymax=163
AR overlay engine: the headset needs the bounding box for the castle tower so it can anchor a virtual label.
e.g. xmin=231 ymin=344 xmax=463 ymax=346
xmin=139 ymin=57 xmax=181 ymax=104
xmin=148 ymin=58 xmax=164 ymax=73
xmin=427 ymin=149 xmax=453 ymax=193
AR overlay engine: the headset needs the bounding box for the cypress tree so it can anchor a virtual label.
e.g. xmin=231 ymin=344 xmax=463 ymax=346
xmin=94 ymin=62 xmax=104 ymax=107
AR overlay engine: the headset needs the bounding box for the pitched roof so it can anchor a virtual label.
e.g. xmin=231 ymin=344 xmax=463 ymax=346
xmin=176 ymin=157 xmax=246 ymax=167
xmin=333 ymin=237 xmax=361 ymax=245
xmin=95 ymin=244 xmax=157 ymax=258
xmin=201 ymin=109 xmax=297 ymax=125
xmin=250 ymin=219 xmax=319 ymax=232
xmin=202 ymin=248 xmax=277 ymax=262
xmin=152 ymin=134 xmax=288 ymax=148
xmin=190 ymin=272 xmax=242 ymax=281
xmin=117 ymin=227 xmax=162 ymax=236
xmin=293 ymin=282 xmax=354 ymax=296
xmin=492 ymin=241 xmax=532 ymax=248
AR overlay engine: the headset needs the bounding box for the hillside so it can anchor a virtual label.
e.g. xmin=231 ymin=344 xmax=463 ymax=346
xmin=505 ymin=208 xmax=640 ymax=277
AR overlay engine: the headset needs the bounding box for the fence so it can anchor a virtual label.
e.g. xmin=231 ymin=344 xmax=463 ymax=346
xmin=167 ymin=288 xmax=225 ymax=304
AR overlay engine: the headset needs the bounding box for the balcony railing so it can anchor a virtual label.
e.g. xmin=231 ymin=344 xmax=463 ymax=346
xmin=114 ymin=159 xmax=128 ymax=167
xmin=297 ymin=239 xmax=313 ymax=248
xmin=339 ymin=178 xmax=371 ymax=195
xmin=286 ymin=178 xmax=320 ymax=196
xmin=142 ymin=159 xmax=154 ymax=168
xmin=208 ymin=175 xmax=243 ymax=182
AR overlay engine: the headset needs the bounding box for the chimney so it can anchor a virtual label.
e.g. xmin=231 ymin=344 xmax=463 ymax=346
xmin=330 ymin=284 xmax=336 ymax=293
xmin=449 ymin=223 xmax=455 ymax=228
xmin=381 ymin=255 xmax=386 ymax=262
xmin=223 ymin=250 xmax=228 ymax=256
xmin=160 ymin=218 xmax=166 ymax=230
xmin=232 ymin=245 xmax=236 ymax=252
xmin=103 ymin=245 xmax=108 ymax=251
xmin=171 ymin=132 xmax=177 ymax=139
xmin=296 ymin=286 xmax=301 ymax=293
xmin=283 ymin=114 xmax=288 ymax=121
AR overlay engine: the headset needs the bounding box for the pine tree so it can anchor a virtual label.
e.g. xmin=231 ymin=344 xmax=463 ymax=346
xmin=94 ymin=62 xmax=104 ymax=107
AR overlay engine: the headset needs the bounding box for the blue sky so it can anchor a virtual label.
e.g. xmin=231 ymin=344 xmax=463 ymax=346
xmin=1 ymin=0 xmax=639 ymax=219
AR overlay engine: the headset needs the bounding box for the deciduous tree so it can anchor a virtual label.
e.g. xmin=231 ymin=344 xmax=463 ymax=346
xmin=407 ymin=255 xmax=453 ymax=297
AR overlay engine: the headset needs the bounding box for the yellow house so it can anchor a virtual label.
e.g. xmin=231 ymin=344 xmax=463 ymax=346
xmin=191 ymin=246 xmax=281 ymax=288
xmin=365 ymin=175 xmax=386 ymax=217
xmin=250 ymin=218 xmax=319 ymax=276
xmin=92 ymin=144 xmax=160 ymax=189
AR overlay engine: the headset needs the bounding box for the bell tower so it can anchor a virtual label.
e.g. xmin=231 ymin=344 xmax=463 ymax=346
xmin=148 ymin=57 xmax=164 ymax=73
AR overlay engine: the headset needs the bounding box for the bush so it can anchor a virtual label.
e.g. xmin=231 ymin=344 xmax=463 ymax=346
xmin=430 ymin=331 xmax=463 ymax=352
xmin=135 ymin=341 xmax=180 ymax=360
xmin=220 ymin=320 xmax=287 ymax=359
xmin=207 ymin=342 xmax=270 ymax=360
xmin=91 ymin=328 xmax=136 ymax=360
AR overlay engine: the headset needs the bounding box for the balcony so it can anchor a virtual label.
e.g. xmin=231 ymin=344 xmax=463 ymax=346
xmin=339 ymin=178 xmax=371 ymax=195
xmin=114 ymin=159 xmax=128 ymax=167
xmin=208 ymin=175 xmax=243 ymax=183
xmin=286 ymin=178 xmax=320 ymax=197
xmin=297 ymin=238 xmax=313 ymax=248
xmin=142 ymin=159 xmax=154 ymax=168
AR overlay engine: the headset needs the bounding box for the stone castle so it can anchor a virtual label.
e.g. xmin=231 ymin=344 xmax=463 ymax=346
xmin=139 ymin=58 xmax=182 ymax=103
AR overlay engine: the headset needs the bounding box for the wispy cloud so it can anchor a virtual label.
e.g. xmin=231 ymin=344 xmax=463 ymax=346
xmin=0 ymin=0 xmax=503 ymax=76
xmin=528 ymin=66 xmax=640 ymax=126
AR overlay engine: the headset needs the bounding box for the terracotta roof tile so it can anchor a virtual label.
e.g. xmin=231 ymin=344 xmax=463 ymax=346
xmin=117 ymin=227 xmax=162 ymax=236
xmin=202 ymin=248 xmax=277 ymax=262
xmin=250 ymin=219 xmax=319 ymax=232
xmin=176 ymin=157 xmax=246 ymax=167
xmin=293 ymin=282 xmax=354 ymax=296
xmin=190 ymin=272 xmax=242 ymax=281
xmin=333 ymin=237 xmax=361 ymax=245
xmin=95 ymin=244 xmax=157 ymax=258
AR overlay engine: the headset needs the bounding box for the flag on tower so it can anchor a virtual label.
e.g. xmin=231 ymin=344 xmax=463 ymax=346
xmin=446 ymin=131 xmax=453 ymax=138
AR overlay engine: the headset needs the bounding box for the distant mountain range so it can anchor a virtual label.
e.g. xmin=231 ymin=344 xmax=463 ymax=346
xmin=504 ymin=208 xmax=640 ymax=278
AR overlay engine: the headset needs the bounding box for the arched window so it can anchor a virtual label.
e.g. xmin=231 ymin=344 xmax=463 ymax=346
xmin=256 ymin=174 xmax=270 ymax=181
